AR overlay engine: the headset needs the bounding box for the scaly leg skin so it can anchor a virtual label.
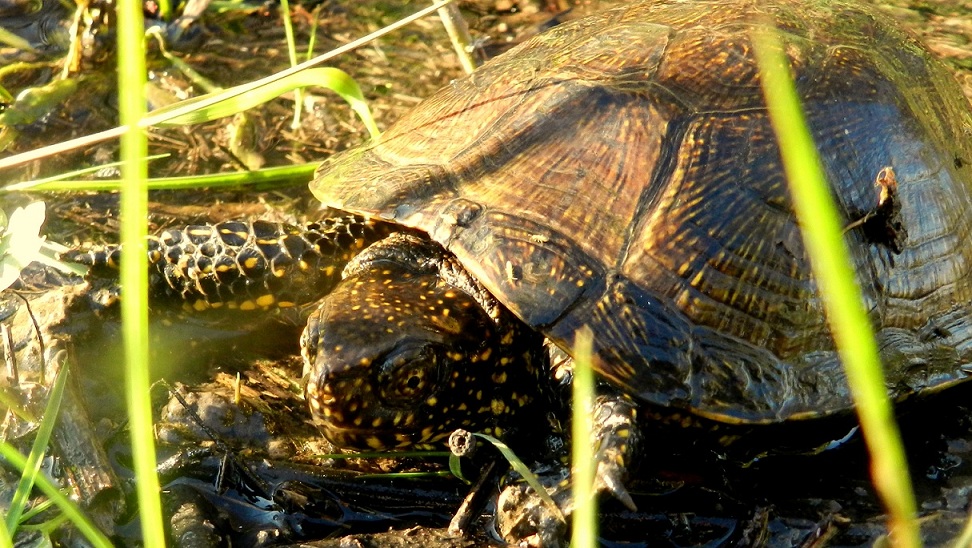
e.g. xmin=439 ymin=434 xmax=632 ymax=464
xmin=590 ymin=393 xmax=640 ymax=511
xmin=497 ymin=393 xmax=639 ymax=547
xmin=61 ymin=216 xmax=396 ymax=314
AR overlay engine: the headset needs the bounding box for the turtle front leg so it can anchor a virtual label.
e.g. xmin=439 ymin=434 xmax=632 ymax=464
xmin=496 ymin=390 xmax=640 ymax=546
xmin=589 ymin=392 xmax=640 ymax=511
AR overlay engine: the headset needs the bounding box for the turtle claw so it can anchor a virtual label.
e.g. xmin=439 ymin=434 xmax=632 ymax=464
xmin=596 ymin=460 xmax=637 ymax=511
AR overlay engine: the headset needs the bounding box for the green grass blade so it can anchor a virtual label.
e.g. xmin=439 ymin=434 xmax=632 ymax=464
xmin=17 ymin=497 xmax=56 ymax=523
xmin=305 ymin=8 xmax=321 ymax=63
xmin=0 ymin=443 xmax=112 ymax=547
xmin=278 ymin=0 xmax=303 ymax=128
xmin=752 ymin=27 xmax=919 ymax=547
xmin=0 ymin=28 xmax=35 ymax=52
xmin=20 ymin=512 xmax=69 ymax=534
xmin=471 ymin=433 xmax=564 ymax=521
xmin=5 ymin=162 xmax=315 ymax=192
xmin=117 ymin=0 xmax=164 ymax=545
xmin=356 ymin=471 xmax=454 ymax=480
xmin=571 ymin=327 xmax=597 ymax=548
xmin=0 ymin=512 xmax=11 ymax=548
xmin=155 ymin=0 xmax=170 ymax=20
xmin=0 ymin=154 xmax=169 ymax=191
xmin=447 ymin=453 xmax=470 ymax=483
xmin=5 ymin=364 xmax=69 ymax=533
xmin=148 ymin=30 xmax=220 ymax=94
xmin=148 ymin=68 xmax=379 ymax=139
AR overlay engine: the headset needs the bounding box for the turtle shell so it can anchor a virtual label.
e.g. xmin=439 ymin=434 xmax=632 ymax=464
xmin=310 ymin=0 xmax=972 ymax=424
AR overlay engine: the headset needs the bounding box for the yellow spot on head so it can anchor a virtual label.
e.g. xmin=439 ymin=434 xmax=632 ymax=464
xmin=366 ymin=437 xmax=385 ymax=450
xmin=430 ymin=314 xmax=462 ymax=334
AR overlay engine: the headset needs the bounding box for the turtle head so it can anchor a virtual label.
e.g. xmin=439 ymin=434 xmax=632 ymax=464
xmin=302 ymin=234 xmax=545 ymax=451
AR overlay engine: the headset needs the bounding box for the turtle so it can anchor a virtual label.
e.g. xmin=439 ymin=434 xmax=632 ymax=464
xmin=304 ymin=0 xmax=972 ymax=513
xmin=67 ymin=0 xmax=972 ymax=535
xmin=305 ymin=0 xmax=972 ymax=456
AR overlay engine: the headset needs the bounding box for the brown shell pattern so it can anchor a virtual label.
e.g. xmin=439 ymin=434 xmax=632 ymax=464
xmin=311 ymin=0 xmax=972 ymax=423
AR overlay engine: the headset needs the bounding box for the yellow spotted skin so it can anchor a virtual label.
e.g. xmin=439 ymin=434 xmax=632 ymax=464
xmin=302 ymin=234 xmax=547 ymax=451
xmin=66 ymin=219 xmax=548 ymax=453
xmin=65 ymin=216 xmax=396 ymax=313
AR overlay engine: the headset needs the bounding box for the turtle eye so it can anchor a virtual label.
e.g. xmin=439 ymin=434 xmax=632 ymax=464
xmin=377 ymin=344 xmax=440 ymax=404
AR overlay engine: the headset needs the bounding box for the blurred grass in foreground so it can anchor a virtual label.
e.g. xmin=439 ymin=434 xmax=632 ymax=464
xmin=117 ymin=0 xmax=164 ymax=545
xmin=571 ymin=327 xmax=597 ymax=547
xmin=752 ymin=26 xmax=919 ymax=548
